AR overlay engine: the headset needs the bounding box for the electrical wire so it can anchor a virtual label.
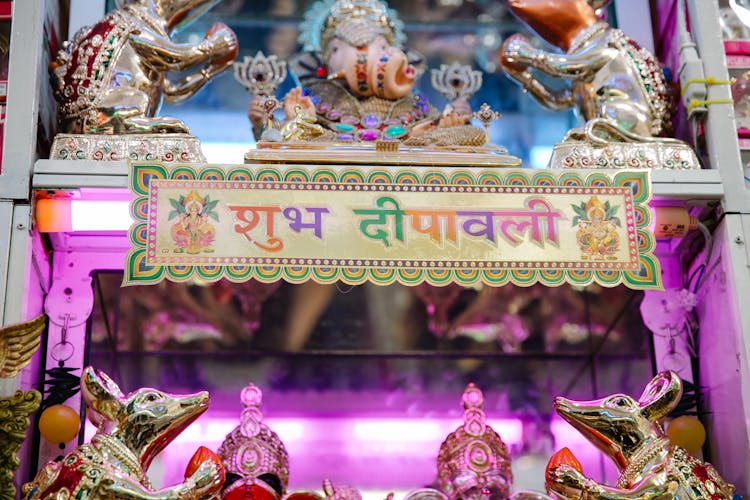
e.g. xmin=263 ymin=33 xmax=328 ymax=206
xmin=686 ymin=221 xmax=714 ymax=293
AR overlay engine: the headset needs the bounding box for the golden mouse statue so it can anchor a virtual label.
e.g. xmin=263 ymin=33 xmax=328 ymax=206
xmin=547 ymin=371 xmax=734 ymax=500
xmin=23 ymin=367 xmax=224 ymax=499
xmin=49 ymin=0 xmax=238 ymax=135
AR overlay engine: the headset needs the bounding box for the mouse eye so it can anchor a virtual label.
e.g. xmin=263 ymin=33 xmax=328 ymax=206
xmin=606 ymin=395 xmax=630 ymax=408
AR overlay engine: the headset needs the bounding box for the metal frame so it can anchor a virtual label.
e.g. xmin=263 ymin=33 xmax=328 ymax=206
xmin=35 ymin=231 xmax=128 ymax=468
xmin=0 ymin=201 xmax=12 ymax=326
xmin=3 ymin=205 xmax=33 ymax=325
xmin=684 ymin=0 xmax=749 ymax=212
xmin=693 ymin=214 xmax=750 ymax=493
xmin=30 ymin=158 xmax=727 ymax=199
xmin=1 ymin=204 xmax=47 ymax=391
xmin=0 ymin=0 xmax=46 ymax=200
xmin=0 ymin=0 xmax=748 ymax=493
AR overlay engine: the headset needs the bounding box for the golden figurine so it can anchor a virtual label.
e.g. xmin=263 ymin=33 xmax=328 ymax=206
xmin=48 ymin=0 xmax=238 ymax=161
xmin=398 ymin=383 xmax=513 ymax=500
xmin=500 ymin=0 xmax=699 ymax=169
xmin=280 ymin=105 xmax=327 ymax=142
xmin=23 ymin=366 xmax=224 ymax=500
xmin=436 ymin=383 xmax=512 ymax=500
xmin=501 ymin=0 xmax=670 ymax=141
xmin=50 ymin=0 xmax=237 ymax=134
xmin=546 ymin=371 xmax=735 ymax=500
xmin=247 ymin=0 xmax=489 ymax=149
xmin=0 ymin=314 xmax=45 ymax=378
xmin=217 ymin=382 xmax=290 ymax=499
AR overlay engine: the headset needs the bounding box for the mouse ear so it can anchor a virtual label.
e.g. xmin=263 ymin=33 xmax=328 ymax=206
xmin=638 ymin=370 xmax=682 ymax=421
xmin=81 ymin=366 xmax=125 ymax=422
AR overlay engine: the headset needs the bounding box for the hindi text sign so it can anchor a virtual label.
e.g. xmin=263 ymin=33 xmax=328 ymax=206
xmin=125 ymin=164 xmax=660 ymax=289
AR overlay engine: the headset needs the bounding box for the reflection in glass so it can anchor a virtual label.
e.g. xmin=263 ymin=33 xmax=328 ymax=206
xmin=89 ymin=273 xmax=651 ymax=493
xmin=93 ymin=1 xmax=638 ymax=494
xmin=100 ymin=0 xmax=578 ymax=164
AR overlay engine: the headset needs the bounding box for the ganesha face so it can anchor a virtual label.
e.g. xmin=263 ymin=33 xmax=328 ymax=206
xmin=328 ymin=36 xmax=417 ymax=100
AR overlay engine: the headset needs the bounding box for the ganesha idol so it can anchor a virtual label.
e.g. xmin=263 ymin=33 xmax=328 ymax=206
xmin=244 ymin=0 xmax=514 ymax=163
xmin=48 ymin=0 xmax=238 ymax=162
xmin=500 ymin=0 xmax=700 ymax=170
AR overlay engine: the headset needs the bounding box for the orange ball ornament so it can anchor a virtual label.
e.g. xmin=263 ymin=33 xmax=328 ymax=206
xmin=39 ymin=404 xmax=81 ymax=444
xmin=667 ymin=415 xmax=706 ymax=455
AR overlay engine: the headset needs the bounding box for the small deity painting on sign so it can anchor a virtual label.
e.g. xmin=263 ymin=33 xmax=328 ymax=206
xmin=168 ymin=191 xmax=218 ymax=255
xmin=572 ymin=196 xmax=620 ymax=261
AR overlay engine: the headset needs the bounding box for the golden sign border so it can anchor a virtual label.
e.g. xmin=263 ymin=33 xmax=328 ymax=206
xmin=124 ymin=163 xmax=661 ymax=290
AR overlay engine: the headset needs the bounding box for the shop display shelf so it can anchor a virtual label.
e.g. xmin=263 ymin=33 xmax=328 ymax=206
xmin=32 ymin=158 xmax=726 ymax=203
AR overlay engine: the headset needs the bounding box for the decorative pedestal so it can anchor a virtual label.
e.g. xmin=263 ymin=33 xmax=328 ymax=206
xmin=50 ymin=134 xmax=206 ymax=162
xmin=549 ymin=140 xmax=701 ymax=170
xmin=247 ymin=142 xmax=521 ymax=167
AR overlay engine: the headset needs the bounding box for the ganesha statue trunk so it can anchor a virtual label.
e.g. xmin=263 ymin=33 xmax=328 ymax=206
xmin=334 ymin=45 xmax=417 ymax=101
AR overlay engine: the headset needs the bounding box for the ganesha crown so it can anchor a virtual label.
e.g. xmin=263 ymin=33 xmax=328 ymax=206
xmin=298 ymin=0 xmax=405 ymax=52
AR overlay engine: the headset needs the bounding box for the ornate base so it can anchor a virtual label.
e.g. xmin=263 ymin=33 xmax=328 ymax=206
xmin=247 ymin=142 xmax=521 ymax=167
xmin=50 ymin=133 xmax=206 ymax=162
xmin=549 ymin=140 xmax=700 ymax=170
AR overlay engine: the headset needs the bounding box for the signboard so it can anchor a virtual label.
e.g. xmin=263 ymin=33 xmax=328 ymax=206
xmin=125 ymin=163 xmax=660 ymax=289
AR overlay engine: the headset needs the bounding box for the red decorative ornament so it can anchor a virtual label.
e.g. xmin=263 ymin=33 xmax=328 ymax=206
xmin=545 ymin=447 xmax=584 ymax=481
xmin=185 ymin=446 xmax=226 ymax=485
xmin=222 ymin=479 xmax=280 ymax=500
xmin=316 ymin=66 xmax=328 ymax=78
xmin=39 ymin=404 xmax=81 ymax=444
xmin=205 ymin=23 xmax=238 ymax=65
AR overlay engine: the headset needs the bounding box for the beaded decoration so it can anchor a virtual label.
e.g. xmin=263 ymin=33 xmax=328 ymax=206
xmin=49 ymin=10 xmax=135 ymax=125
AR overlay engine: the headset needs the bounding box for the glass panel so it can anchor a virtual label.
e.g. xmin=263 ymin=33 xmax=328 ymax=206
xmin=104 ymin=0 xmax=580 ymax=166
xmin=88 ymin=273 xmax=653 ymax=493
xmin=90 ymin=273 xmax=650 ymax=357
xmin=91 ymin=1 xmax=642 ymax=494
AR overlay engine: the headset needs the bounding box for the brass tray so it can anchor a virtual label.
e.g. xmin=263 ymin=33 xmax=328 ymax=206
xmin=245 ymin=141 xmax=522 ymax=167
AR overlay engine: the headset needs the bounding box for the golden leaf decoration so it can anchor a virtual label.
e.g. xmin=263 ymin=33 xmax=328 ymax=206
xmin=0 ymin=390 xmax=42 ymax=500
xmin=0 ymin=314 xmax=46 ymax=378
